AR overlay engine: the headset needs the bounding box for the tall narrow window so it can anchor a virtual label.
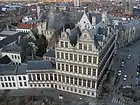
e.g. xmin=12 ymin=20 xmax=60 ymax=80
xmin=88 ymin=44 xmax=92 ymax=51
xmin=66 ymin=64 xmax=69 ymax=71
xmin=88 ymin=68 xmax=91 ymax=75
xmin=29 ymin=74 xmax=32 ymax=81
xmin=79 ymin=43 xmax=82 ymax=50
xmin=65 ymin=53 xmax=68 ymax=60
xmin=88 ymin=56 xmax=92 ymax=63
xmin=70 ymin=54 xmax=73 ymax=60
xmin=50 ymin=74 xmax=53 ymax=81
xmin=57 ymin=52 xmax=60 ymax=58
xmin=61 ymin=42 xmax=64 ymax=47
xmin=74 ymin=66 xmax=77 ymax=73
xmin=79 ymin=79 xmax=82 ymax=86
xmin=75 ymin=78 xmax=77 ymax=85
xmin=83 ymin=79 xmax=86 ymax=87
xmin=66 ymin=76 xmax=69 ymax=83
xmin=41 ymin=74 xmax=44 ymax=81
xmin=70 ymin=65 xmax=73 ymax=72
xmin=45 ymin=74 xmax=48 ymax=80
xmin=54 ymin=74 xmax=57 ymax=81
xmin=92 ymin=81 xmax=95 ymax=89
xmin=83 ymin=55 xmax=87 ymax=62
xmin=93 ymin=69 xmax=96 ymax=76
xmin=65 ymin=42 xmax=68 ymax=48
xmin=32 ymin=74 xmax=36 ymax=81
xmin=84 ymin=44 xmax=87 ymax=50
xmin=57 ymin=63 xmax=60 ymax=70
xmin=79 ymin=55 xmax=82 ymax=62
xmin=61 ymin=52 xmax=64 ymax=59
xmin=70 ymin=77 xmax=73 ymax=84
xmin=87 ymin=80 xmax=91 ymax=88
xmin=83 ymin=67 xmax=86 ymax=75
xmin=62 ymin=76 xmax=65 ymax=83
xmin=79 ymin=66 xmax=82 ymax=74
xmin=61 ymin=64 xmax=64 ymax=71
xmin=74 ymin=54 xmax=77 ymax=61
xmin=37 ymin=74 xmax=40 ymax=81
xmin=93 ymin=57 xmax=97 ymax=64
xmin=58 ymin=75 xmax=61 ymax=82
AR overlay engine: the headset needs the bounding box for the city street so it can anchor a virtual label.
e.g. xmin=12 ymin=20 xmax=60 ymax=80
xmin=107 ymin=40 xmax=140 ymax=105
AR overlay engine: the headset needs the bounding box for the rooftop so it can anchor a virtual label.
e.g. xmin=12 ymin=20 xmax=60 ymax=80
xmin=0 ymin=55 xmax=12 ymax=64
xmin=27 ymin=60 xmax=56 ymax=71
xmin=43 ymin=49 xmax=55 ymax=58
xmin=0 ymin=30 xmax=19 ymax=36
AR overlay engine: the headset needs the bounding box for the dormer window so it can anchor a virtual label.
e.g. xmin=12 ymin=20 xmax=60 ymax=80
xmin=84 ymin=34 xmax=87 ymax=38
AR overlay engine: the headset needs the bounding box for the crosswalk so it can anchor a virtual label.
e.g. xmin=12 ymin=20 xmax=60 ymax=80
xmin=111 ymin=97 xmax=133 ymax=105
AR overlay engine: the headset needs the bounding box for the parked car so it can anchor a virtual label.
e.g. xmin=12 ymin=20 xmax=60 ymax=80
xmin=127 ymin=55 xmax=131 ymax=59
xmin=118 ymin=70 xmax=122 ymax=76
xmin=123 ymin=75 xmax=127 ymax=81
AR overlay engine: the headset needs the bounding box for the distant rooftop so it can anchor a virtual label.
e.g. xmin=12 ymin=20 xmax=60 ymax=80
xmin=44 ymin=49 xmax=55 ymax=58
xmin=0 ymin=31 xmax=19 ymax=36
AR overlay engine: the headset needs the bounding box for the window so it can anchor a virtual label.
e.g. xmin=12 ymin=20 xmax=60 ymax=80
xmin=58 ymin=75 xmax=61 ymax=82
xmin=74 ymin=54 xmax=77 ymax=61
xmin=79 ymin=79 xmax=82 ymax=86
xmin=84 ymin=44 xmax=87 ymax=50
xmin=24 ymin=82 xmax=27 ymax=86
xmin=83 ymin=67 xmax=86 ymax=75
xmin=74 ymin=66 xmax=77 ymax=73
xmin=88 ymin=44 xmax=92 ymax=51
xmin=70 ymin=77 xmax=73 ymax=84
xmin=57 ymin=52 xmax=60 ymax=58
xmin=75 ymin=89 xmax=77 ymax=92
xmin=65 ymin=53 xmax=68 ymax=60
xmin=61 ymin=52 xmax=64 ymax=59
xmin=70 ymin=54 xmax=73 ymax=60
xmin=87 ymin=91 xmax=90 ymax=95
xmin=93 ymin=69 xmax=96 ymax=76
xmin=61 ymin=42 xmax=64 ymax=47
xmin=33 ymin=74 xmax=36 ymax=81
xmin=12 ymin=55 xmax=14 ymax=59
xmin=12 ymin=77 xmax=14 ymax=81
xmin=57 ymin=63 xmax=60 ymax=70
xmin=83 ymin=79 xmax=86 ymax=87
xmin=62 ymin=76 xmax=65 ymax=83
xmin=87 ymin=80 xmax=91 ymax=88
xmin=79 ymin=55 xmax=82 ymax=62
xmin=41 ymin=74 xmax=44 ymax=81
xmin=15 ymin=55 xmax=17 ymax=59
xmin=28 ymin=74 xmax=32 ymax=81
xmin=79 ymin=66 xmax=82 ymax=74
xmin=70 ymin=65 xmax=73 ymax=72
xmin=61 ymin=64 xmax=64 ymax=71
xmin=0 ymin=77 xmax=3 ymax=81
xmin=54 ymin=74 xmax=57 ymax=81
xmin=20 ymin=82 xmax=22 ymax=86
xmin=23 ymin=76 xmax=26 ymax=80
xmin=18 ymin=76 xmax=21 ymax=80
xmin=66 ymin=64 xmax=69 ymax=71
xmin=83 ymin=90 xmax=85 ymax=94
xmin=39 ymin=84 xmax=41 ymax=87
xmin=2 ymin=83 xmax=4 ymax=87
xmin=88 ymin=68 xmax=91 ymax=75
xmin=83 ymin=55 xmax=87 ymax=62
xmin=45 ymin=74 xmax=48 ymax=80
xmin=18 ymin=56 xmax=20 ymax=59
xmin=79 ymin=43 xmax=82 ymax=50
xmin=4 ymin=77 xmax=7 ymax=81
xmin=88 ymin=56 xmax=92 ymax=63
xmin=84 ymin=34 xmax=87 ymax=38
xmin=75 ymin=78 xmax=77 ymax=85
xmin=5 ymin=83 xmax=8 ymax=87
xmin=92 ymin=81 xmax=95 ymax=88
xmin=65 ymin=42 xmax=68 ymax=48
xmin=37 ymin=74 xmax=40 ymax=81
xmin=8 ymin=77 xmax=11 ymax=81
xmin=50 ymin=74 xmax=53 ymax=81
xmin=93 ymin=57 xmax=97 ymax=64
xmin=92 ymin=92 xmax=94 ymax=96
xmin=66 ymin=76 xmax=69 ymax=83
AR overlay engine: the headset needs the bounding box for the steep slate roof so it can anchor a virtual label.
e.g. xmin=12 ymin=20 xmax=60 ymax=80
xmin=27 ymin=60 xmax=56 ymax=70
xmin=44 ymin=49 xmax=55 ymax=58
xmin=0 ymin=32 xmax=27 ymax=49
xmin=0 ymin=55 xmax=12 ymax=64
xmin=69 ymin=27 xmax=81 ymax=46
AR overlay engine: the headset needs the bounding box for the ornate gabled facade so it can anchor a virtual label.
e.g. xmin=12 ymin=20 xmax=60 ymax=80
xmin=55 ymin=11 xmax=116 ymax=97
